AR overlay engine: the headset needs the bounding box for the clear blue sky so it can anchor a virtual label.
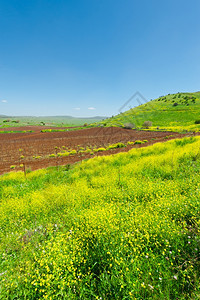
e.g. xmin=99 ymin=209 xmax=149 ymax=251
xmin=0 ymin=0 xmax=200 ymax=117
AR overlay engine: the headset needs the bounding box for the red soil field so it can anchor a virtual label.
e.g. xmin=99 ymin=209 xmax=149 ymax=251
xmin=0 ymin=126 xmax=193 ymax=175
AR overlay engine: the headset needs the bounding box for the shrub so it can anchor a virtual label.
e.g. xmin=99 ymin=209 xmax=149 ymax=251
xmin=142 ymin=121 xmax=152 ymax=129
xmin=173 ymin=103 xmax=178 ymax=106
xmin=93 ymin=147 xmax=106 ymax=153
xmin=70 ymin=150 xmax=77 ymax=155
xmin=115 ymin=142 xmax=125 ymax=148
xmin=195 ymin=120 xmax=200 ymax=124
xmin=69 ymin=150 xmax=77 ymax=155
xmin=134 ymin=140 xmax=144 ymax=144
xmin=10 ymin=165 xmax=16 ymax=169
xmin=57 ymin=152 xmax=63 ymax=157
xmin=107 ymin=143 xmax=125 ymax=150
xmin=78 ymin=150 xmax=85 ymax=154
xmin=84 ymin=149 xmax=92 ymax=153
xmin=57 ymin=152 xmax=70 ymax=157
xmin=124 ymin=123 xmax=135 ymax=129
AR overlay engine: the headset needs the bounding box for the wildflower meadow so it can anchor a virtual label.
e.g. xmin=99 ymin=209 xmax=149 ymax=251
xmin=0 ymin=137 xmax=200 ymax=299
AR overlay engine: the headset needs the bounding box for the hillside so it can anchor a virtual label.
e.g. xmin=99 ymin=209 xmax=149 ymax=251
xmin=0 ymin=137 xmax=200 ymax=299
xmin=100 ymin=92 xmax=200 ymax=132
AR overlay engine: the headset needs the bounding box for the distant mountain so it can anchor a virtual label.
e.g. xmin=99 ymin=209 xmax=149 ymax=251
xmin=0 ymin=115 xmax=107 ymax=119
xmin=35 ymin=115 xmax=107 ymax=120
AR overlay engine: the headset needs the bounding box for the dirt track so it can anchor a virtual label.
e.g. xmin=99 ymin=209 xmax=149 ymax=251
xmin=0 ymin=126 xmax=193 ymax=175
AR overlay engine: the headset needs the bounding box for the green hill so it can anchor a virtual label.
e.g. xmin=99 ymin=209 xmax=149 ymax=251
xmin=100 ymin=91 xmax=200 ymax=132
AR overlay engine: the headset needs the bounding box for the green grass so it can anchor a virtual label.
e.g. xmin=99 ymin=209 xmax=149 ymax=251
xmin=0 ymin=137 xmax=200 ymax=299
xmin=0 ymin=116 xmax=105 ymax=128
xmin=99 ymin=91 xmax=200 ymax=132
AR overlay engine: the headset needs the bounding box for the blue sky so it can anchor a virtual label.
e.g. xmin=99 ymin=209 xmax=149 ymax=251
xmin=0 ymin=0 xmax=200 ymax=117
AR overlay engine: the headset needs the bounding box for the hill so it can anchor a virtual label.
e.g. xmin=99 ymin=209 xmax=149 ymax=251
xmin=99 ymin=91 xmax=200 ymax=132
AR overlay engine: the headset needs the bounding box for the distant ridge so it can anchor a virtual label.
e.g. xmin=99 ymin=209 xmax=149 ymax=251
xmin=0 ymin=115 xmax=107 ymax=127
xmin=0 ymin=115 xmax=107 ymax=119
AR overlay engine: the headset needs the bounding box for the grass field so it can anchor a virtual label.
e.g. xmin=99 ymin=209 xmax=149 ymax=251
xmin=0 ymin=116 xmax=105 ymax=128
xmin=99 ymin=92 xmax=200 ymax=132
xmin=0 ymin=136 xmax=200 ymax=299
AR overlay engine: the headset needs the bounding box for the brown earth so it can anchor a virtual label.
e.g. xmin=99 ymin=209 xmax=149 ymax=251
xmin=0 ymin=126 xmax=195 ymax=175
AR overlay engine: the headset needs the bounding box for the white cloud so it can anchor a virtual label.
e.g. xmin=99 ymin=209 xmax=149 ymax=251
xmin=74 ymin=107 xmax=80 ymax=110
xmin=88 ymin=107 xmax=96 ymax=110
xmin=1 ymin=100 xmax=7 ymax=103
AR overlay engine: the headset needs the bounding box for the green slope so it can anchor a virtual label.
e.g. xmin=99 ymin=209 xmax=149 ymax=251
xmin=100 ymin=91 xmax=200 ymax=132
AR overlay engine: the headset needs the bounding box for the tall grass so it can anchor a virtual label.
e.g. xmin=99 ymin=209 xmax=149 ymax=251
xmin=0 ymin=137 xmax=200 ymax=299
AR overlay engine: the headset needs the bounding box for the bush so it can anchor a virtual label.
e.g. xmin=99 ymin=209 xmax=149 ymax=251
xmin=173 ymin=103 xmax=178 ymax=106
xmin=69 ymin=150 xmax=77 ymax=155
xmin=127 ymin=141 xmax=134 ymax=145
xmin=134 ymin=140 xmax=144 ymax=144
xmin=195 ymin=120 xmax=200 ymax=124
xmin=107 ymin=142 xmax=125 ymax=150
xmin=142 ymin=121 xmax=152 ymax=129
xmin=124 ymin=123 xmax=135 ymax=129
xmin=57 ymin=152 xmax=70 ymax=157
xmin=10 ymin=165 xmax=16 ymax=169
xmin=84 ymin=149 xmax=92 ymax=153
xmin=93 ymin=147 xmax=106 ymax=153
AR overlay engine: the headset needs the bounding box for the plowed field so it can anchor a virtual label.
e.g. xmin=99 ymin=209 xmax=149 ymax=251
xmin=0 ymin=126 xmax=192 ymax=175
